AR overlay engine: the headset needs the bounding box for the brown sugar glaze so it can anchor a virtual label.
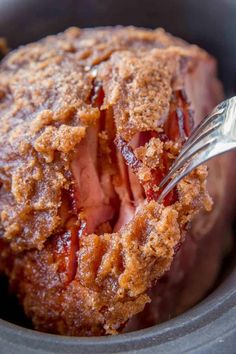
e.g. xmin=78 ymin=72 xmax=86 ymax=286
xmin=53 ymin=83 xmax=192 ymax=285
xmin=0 ymin=27 xmax=221 ymax=335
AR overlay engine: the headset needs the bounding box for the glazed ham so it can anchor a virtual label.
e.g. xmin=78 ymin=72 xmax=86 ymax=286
xmin=0 ymin=27 xmax=231 ymax=336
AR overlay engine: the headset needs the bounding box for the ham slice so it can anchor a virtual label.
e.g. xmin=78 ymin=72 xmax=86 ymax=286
xmin=0 ymin=26 xmax=232 ymax=337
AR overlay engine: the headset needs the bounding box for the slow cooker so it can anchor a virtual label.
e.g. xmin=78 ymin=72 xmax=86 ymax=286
xmin=0 ymin=0 xmax=235 ymax=353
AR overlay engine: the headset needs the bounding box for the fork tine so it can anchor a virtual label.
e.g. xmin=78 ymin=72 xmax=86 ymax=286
xmin=158 ymin=97 xmax=236 ymax=203
xmin=170 ymin=119 xmax=222 ymax=170
xmin=178 ymin=110 xmax=223 ymax=159
xmin=180 ymin=107 xmax=223 ymax=149
xmin=157 ymin=147 xmax=211 ymax=203
xmin=158 ymin=139 xmax=236 ymax=203
xmin=181 ymin=97 xmax=230 ymax=155
xmin=159 ymin=132 xmax=218 ymax=189
xmin=159 ymin=108 xmax=224 ymax=189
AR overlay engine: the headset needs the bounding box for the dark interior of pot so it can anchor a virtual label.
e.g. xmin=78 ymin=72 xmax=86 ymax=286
xmin=0 ymin=0 xmax=235 ymax=344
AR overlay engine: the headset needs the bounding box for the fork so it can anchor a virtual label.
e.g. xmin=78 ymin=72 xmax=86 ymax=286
xmin=157 ymin=96 xmax=236 ymax=202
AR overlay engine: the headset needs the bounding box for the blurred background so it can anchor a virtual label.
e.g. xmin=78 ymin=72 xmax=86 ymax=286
xmin=0 ymin=0 xmax=236 ymax=94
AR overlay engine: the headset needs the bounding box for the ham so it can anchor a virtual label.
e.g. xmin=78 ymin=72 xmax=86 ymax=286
xmin=0 ymin=26 xmax=232 ymax=337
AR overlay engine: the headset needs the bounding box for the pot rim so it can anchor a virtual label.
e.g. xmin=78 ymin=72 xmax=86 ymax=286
xmin=0 ymin=267 xmax=235 ymax=353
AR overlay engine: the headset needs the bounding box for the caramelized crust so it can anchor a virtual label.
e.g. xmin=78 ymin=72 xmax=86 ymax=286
xmin=0 ymin=26 xmax=221 ymax=335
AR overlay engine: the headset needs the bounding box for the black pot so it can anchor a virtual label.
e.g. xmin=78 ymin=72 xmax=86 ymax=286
xmin=0 ymin=0 xmax=235 ymax=353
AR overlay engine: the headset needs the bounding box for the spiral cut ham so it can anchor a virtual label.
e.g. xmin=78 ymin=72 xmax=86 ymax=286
xmin=0 ymin=27 xmax=227 ymax=336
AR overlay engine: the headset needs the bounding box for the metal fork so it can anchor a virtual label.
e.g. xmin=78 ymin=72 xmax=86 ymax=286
xmin=157 ymin=96 xmax=236 ymax=202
